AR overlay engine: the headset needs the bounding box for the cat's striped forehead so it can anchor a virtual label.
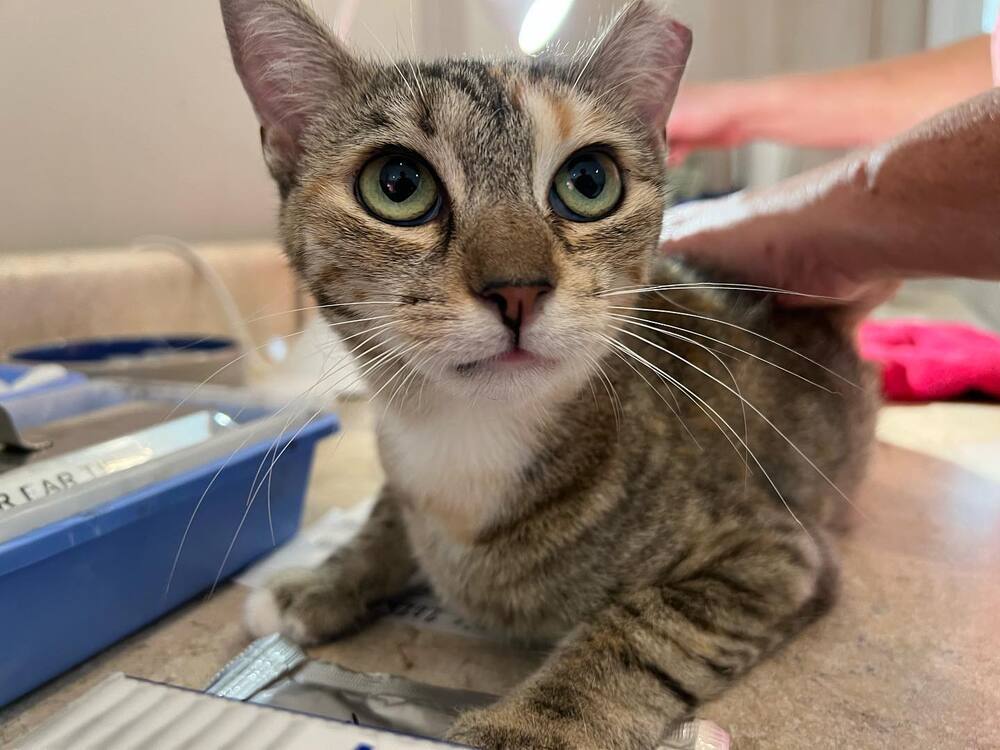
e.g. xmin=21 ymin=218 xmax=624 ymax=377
xmin=302 ymin=56 xmax=666 ymax=214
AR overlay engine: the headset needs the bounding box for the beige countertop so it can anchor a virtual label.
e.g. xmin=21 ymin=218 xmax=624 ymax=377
xmin=0 ymin=242 xmax=300 ymax=356
xmin=3 ymin=399 xmax=999 ymax=749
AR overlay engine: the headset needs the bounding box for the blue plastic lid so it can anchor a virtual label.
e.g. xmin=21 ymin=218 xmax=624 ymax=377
xmin=9 ymin=336 xmax=235 ymax=364
xmin=0 ymin=364 xmax=86 ymax=404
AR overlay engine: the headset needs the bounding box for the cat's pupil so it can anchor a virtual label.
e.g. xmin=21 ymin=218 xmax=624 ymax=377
xmin=379 ymin=158 xmax=421 ymax=203
xmin=567 ymin=156 xmax=606 ymax=200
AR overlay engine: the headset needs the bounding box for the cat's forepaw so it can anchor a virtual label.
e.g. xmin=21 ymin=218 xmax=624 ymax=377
xmin=243 ymin=567 xmax=367 ymax=645
xmin=244 ymin=584 xmax=314 ymax=644
xmin=446 ymin=706 xmax=574 ymax=750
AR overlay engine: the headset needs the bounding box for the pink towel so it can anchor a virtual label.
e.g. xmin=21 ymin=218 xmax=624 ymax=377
xmin=858 ymin=320 xmax=1000 ymax=402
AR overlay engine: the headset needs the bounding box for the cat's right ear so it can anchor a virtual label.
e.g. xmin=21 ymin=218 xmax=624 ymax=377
xmin=220 ymin=0 xmax=358 ymax=191
xmin=575 ymin=1 xmax=691 ymax=147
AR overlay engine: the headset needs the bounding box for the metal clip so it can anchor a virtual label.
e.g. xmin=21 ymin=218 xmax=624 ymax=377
xmin=0 ymin=405 xmax=52 ymax=453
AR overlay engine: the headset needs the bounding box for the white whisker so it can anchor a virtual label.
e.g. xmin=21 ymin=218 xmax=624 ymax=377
xmin=602 ymin=335 xmax=810 ymax=537
xmin=597 ymin=334 xmax=700 ymax=449
xmin=609 ymin=306 xmax=859 ymax=389
xmin=611 ymin=326 xmax=857 ymax=513
xmin=607 ymin=313 xmax=834 ymax=393
xmin=582 ymin=350 xmax=622 ymax=431
xmin=367 ymin=341 xmax=425 ymax=402
xmin=162 ymin=314 xmax=397 ymax=423
xmin=600 ymin=335 xmax=751 ymax=474
xmin=652 ymin=289 xmax=700 ymax=315
xmin=210 ymin=336 xmax=412 ymax=595
xmin=609 ymin=314 xmax=751 ymax=480
xmin=248 ymin=330 xmax=400 ymax=543
xmin=244 ymin=302 xmax=400 ymax=324
xmin=599 ymin=282 xmax=844 ymax=302
xmin=243 ymin=325 xmax=401 ymax=527
xmin=166 ymin=324 xmax=399 ymax=595
xmin=387 ymin=346 xmax=433 ymax=413
xmin=360 ymin=19 xmax=420 ymax=103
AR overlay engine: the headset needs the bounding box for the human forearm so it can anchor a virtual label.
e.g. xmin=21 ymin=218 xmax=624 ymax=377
xmin=663 ymin=89 xmax=1000 ymax=310
xmin=749 ymin=35 xmax=994 ymax=148
xmin=670 ymin=35 xmax=994 ymax=154
xmin=815 ymin=87 xmax=1000 ymax=279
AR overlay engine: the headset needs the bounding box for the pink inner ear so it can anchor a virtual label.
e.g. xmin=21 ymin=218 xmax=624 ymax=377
xmin=231 ymin=27 xmax=316 ymax=136
xmin=585 ymin=4 xmax=692 ymax=140
xmin=222 ymin=0 xmax=355 ymax=149
xmin=244 ymin=58 xmax=313 ymax=136
xmin=642 ymin=19 xmax=692 ymax=135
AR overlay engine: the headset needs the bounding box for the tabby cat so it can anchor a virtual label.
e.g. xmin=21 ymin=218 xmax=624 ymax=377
xmin=222 ymin=1 xmax=876 ymax=747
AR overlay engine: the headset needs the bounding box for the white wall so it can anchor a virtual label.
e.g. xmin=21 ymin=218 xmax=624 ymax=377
xmin=0 ymin=0 xmax=424 ymax=252
xmin=927 ymin=0 xmax=987 ymax=45
xmin=0 ymin=0 xmax=937 ymax=253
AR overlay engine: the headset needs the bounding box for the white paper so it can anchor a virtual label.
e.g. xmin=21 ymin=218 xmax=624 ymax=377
xmin=375 ymin=590 xmax=492 ymax=640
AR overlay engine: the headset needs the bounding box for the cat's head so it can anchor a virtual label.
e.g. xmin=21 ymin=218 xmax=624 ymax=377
xmin=222 ymin=0 xmax=690 ymax=403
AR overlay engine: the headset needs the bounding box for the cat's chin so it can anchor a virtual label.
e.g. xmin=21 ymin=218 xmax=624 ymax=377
xmin=454 ymin=348 xmax=551 ymax=375
xmin=429 ymin=354 xmax=590 ymax=405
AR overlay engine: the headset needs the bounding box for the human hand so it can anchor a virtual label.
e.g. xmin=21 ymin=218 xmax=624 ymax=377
xmin=660 ymin=185 xmax=899 ymax=323
xmin=666 ymin=82 xmax=757 ymax=164
xmin=663 ymin=82 xmax=999 ymax=331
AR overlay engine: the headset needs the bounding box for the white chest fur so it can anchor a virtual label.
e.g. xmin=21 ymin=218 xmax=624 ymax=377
xmin=379 ymin=397 xmax=546 ymax=540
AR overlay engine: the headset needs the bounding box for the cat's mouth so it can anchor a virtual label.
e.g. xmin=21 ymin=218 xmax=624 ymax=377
xmin=455 ymin=347 xmax=551 ymax=375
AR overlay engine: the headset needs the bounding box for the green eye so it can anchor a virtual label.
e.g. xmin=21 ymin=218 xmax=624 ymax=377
xmin=550 ymin=150 xmax=623 ymax=222
xmin=357 ymin=152 xmax=441 ymax=225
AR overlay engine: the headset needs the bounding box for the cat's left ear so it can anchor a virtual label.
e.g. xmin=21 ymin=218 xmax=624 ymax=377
xmin=577 ymin=1 xmax=691 ymax=144
xmin=221 ymin=0 xmax=359 ymax=191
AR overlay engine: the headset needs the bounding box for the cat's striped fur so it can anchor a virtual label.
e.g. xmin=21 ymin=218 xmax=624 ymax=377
xmin=224 ymin=2 xmax=876 ymax=747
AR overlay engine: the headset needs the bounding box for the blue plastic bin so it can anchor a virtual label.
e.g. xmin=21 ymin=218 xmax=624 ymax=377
xmin=0 ymin=364 xmax=86 ymax=403
xmin=0 ymin=378 xmax=336 ymax=707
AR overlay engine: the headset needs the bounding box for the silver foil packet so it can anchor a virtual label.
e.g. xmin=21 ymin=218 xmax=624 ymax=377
xmin=206 ymin=634 xmax=495 ymax=739
xmin=252 ymin=661 xmax=495 ymax=739
xmin=206 ymin=635 xmax=730 ymax=749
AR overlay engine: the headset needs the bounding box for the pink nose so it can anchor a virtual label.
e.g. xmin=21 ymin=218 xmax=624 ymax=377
xmin=479 ymin=281 xmax=553 ymax=334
